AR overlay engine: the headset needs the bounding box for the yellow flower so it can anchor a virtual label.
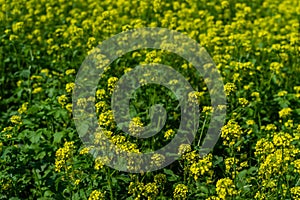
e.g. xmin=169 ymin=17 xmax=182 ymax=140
xmin=270 ymin=62 xmax=283 ymax=74
xmin=98 ymin=110 xmax=115 ymax=129
xmin=150 ymin=153 xmax=165 ymax=167
xmin=142 ymin=182 xmax=159 ymax=197
xmin=77 ymin=98 xmax=87 ymax=108
xmin=183 ymin=150 xmax=199 ymax=163
xmin=1 ymin=126 xmax=13 ymax=133
xmin=65 ymin=103 xmax=72 ymax=113
xmin=129 ymin=117 xmax=144 ymax=136
xmin=224 ymin=157 xmax=238 ymax=173
xmin=277 ymin=90 xmax=288 ymax=97
xmin=128 ymin=181 xmax=144 ymax=198
xmin=17 ymin=80 xmax=23 ymax=87
xmin=152 ymin=0 xmax=162 ymax=12
xmin=293 ymin=159 xmax=300 ymax=174
xmin=178 ymin=144 xmax=192 ymax=156
xmin=255 ymin=138 xmax=275 ymax=158
xmin=173 ymin=184 xmax=188 ymax=199
xmin=79 ymin=147 xmax=90 ymax=155
xmin=18 ymin=102 xmax=29 ymax=114
xmin=96 ymin=89 xmax=106 ymax=100
xmin=202 ymin=106 xmax=214 ymax=115
xmin=107 ymin=77 xmax=118 ymax=94
xmin=66 ymin=82 xmax=75 ymax=93
xmin=291 ymin=186 xmax=300 ymax=199
xmin=154 ymin=174 xmax=166 ymax=184
xmin=251 ymin=92 xmax=261 ymax=101
xmin=216 ymin=178 xmax=237 ymax=199
xmin=221 ymin=1 xmax=229 ymax=8
xmin=58 ymin=95 xmax=68 ymax=107
xmin=87 ymin=37 xmax=96 ymax=49
xmin=164 ymin=129 xmax=175 ymax=140
xmin=88 ymin=190 xmax=105 ymax=200
xmin=74 ymin=179 xmax=80 ymax=185
xmin=94 ymin=156 xmax=109 ymax=170
xmin=246 ymin=120 xmax=255 ymax=125
xmin=272 ymin=132 xmax=292 ymax=147
xmin=12 ymin=22 xmax=24 ymax=33
xmin=265 ymin=124 xmax=277 ymax=131
xmin=95 ymin=101 xmax=107 ymax=113
xmin=30 ymin=75 xmax=43 ymax=80
xmin=279 ymin=107 xmax=292 ymax=118
xmin=224 ymin=83 xmax=236 ymax=96
xmin=10 ymin=115 xmax=22 ymax=124
xmin=294 ymin=86 xmax=300 ymax=93
xmin=9 ymin=35 xmax=18 ymax=41
xmin=65 ymin=69 xmax=76 ymax=75
xmin=238 ymin=98 xmax=249 ymax=107
xmin=190 ymin=154 xmax=213 ymax=180
xmin=55 ymin=141 xmax=75 ymax=172
xmin=221 ymin=120 xmax=243 ymax=147
xmin=188 ymin=91 xmax=201 ymax=103
xmin=32 ymin=87 xmax=42 ymax=94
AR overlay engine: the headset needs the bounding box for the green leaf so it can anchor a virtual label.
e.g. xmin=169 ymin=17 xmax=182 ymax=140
xmin=28 ymin=130 xmax=42 ymax=143
xmin=53 ymin=131 xmax=65 ymax=144
xmin=163 ymin=169 xmax=179 ymax=181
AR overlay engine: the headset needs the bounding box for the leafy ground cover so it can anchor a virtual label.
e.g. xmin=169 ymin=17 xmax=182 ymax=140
xmin=0 ymin=0 xmax=299 ymax=199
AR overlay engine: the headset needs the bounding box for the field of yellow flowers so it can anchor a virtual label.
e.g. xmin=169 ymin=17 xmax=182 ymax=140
xmin=1 ymin=0 xmax=300 ymax=199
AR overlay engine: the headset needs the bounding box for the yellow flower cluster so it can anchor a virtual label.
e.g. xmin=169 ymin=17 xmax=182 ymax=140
xmin=202 ymin=106 xmax=214 ymax=115
xmin=17 ymin=102 xmax=29 ymax=114
xmin=254 ymin=123 xmax=300 ymax=197
xmin=272 ymin=132 xmax=293 ymax=147
xmin=142 ymin=182 xmax=159 ymax=199
xmin=215 ymin=178 xmax=237 ymax=199
xmin=95 ymin=101 xmax=107 ymax=114
xmin=107 ymin=77 xmax=118 ymax=94
xmin=79 ymin=147 xmax=91 ymax=155
xmin=3 ymin=0 xmax=300 ymax=198
xmin=279 ymin=107 xmax=292 ymax=118
xmin=173 ymin=184 xmax=188 ymax=199
xmin=150 ymin=153 xmax=165 ymax=168
xmin=88 ymin=190 xmax=105 ymax=200
xmin=187 ymin=91 xmax=203 ymax=104
xmin=224 ymin=157 xmax=238 ymax=174
xmin=96 ymin=89 xmax=106 ymax=100
xmin=154 ymin=173 xmax=166 ymax=184
xmin=129 ymin=117 xmax=144 ymax=137
xmin=65 ymin=82 xmax=75 ymax=93
xmin=98 ymin=110 xmax=115 ymax=129
xmin=128 ymin=178 xmax=162 ymax=200
xmin=128 ymin=181 xmax=145 ymax=199
xmin=32 ymin=87 xmax=42 ymax=94
xmin=291 ymin=186 xmax=300 ymax=199
xmin=94 ymin=156 xmax=110 ymax=170
xmin=178 ymin=144 xmax=192 ymax=156
xmin=65 ymin=69 xmax=76 ymax=76
xmin=189 ymin=153 xmax=213 ymax=180
xmin=58 ymin=95 xmax=68 ymax=107
xmin=224 ymin=83 xmax=236 ymax=96
xmin=164 ymin=129 xmax=175 ymax=140
xmin=238 ymin=98 xmax=249 ymax=107
xmin=10 ymin=115 xmax=22 ymax=125
xmin=221 ymin=120 xmax=243 ymax=147
xmin=293 ymin=159 xmax=300 ymax=174
xmin=55 ymin=141 xmax=75 ymax=172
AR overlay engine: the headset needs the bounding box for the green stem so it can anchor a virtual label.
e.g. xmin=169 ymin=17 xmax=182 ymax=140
xmin=197 ymin=115 xmax=207 ymax=147
xmin=106 ymin=168 xmax=114 ymax=200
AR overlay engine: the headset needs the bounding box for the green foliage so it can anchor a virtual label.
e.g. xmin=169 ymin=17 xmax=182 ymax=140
xmin=0 ymin=0 xmax=299 ymax=199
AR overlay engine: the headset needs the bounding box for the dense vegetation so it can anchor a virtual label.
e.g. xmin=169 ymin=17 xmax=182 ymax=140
xmin=0 ymin=0 xmax=299 ymax=199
